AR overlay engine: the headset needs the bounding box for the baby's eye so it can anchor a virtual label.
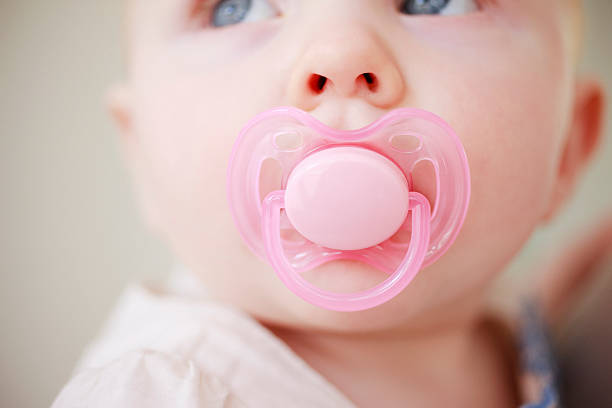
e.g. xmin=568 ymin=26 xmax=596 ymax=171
xmin=399 ymin=0 xmax=478 ymax=16
xmin=211 ymin=0 xmax=277 ymax=27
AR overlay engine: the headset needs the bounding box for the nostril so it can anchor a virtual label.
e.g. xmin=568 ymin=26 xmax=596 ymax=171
xmin=360 ymin=73 xmax=379 ymax=92
xmin=308 ymin=74 xmax=327 ymax=94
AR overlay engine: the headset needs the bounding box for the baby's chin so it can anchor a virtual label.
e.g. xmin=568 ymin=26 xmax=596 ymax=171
xmin=251 ymin=259 xmax=437 ymax=334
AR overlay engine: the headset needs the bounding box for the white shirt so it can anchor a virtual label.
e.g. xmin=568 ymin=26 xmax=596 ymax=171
xmin=52 ymin=266 xmax=356 ymax=408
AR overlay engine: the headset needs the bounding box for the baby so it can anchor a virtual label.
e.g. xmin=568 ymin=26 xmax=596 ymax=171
xmin=53 ymin=0 xmax=606 ymax=407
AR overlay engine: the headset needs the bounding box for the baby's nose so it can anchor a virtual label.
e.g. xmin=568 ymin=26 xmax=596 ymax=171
xmin=287 ymin=26 xmax=406 ymax=111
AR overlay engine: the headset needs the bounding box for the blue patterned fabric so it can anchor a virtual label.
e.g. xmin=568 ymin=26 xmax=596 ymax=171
xmin=518 ymin=300 xmax=560 ymax=408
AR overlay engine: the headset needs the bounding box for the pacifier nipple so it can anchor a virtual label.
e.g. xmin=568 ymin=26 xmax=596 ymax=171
xmin=227 ymin=106 xmax=470 ymax=311
xmin=285 ymin=146 xmax=409 ymax=251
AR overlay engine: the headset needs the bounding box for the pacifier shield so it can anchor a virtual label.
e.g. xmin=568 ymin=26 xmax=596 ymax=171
xmin=227 ymin=106 xmax=470 ymax=311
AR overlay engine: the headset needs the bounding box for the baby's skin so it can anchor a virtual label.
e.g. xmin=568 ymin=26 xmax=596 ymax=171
xmin=108 ymin=0 xmax=605 ymax=406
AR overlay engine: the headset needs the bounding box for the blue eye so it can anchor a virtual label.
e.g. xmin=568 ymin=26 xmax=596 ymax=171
xmin=400 ymin=0 xmax=450 ymax=14
xmin=211 ymin=0 xmax=277 ymax=27
xmin=399 ymin=0 xmax=478 ymax=16
xmin=212 ymin=0 xmax=251 ymax=27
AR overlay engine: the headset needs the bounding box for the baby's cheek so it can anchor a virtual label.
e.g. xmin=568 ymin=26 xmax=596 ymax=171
xmin=406 ymin=34 xmax=571 ymax=310
xmin=128 ymin=54 xmax=295 ymax=286
xmin=447 ymin=70 xmax=566 ymax=279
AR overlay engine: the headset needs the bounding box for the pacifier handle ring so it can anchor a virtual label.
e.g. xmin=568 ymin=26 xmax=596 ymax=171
xmin=261 ymin=190 xmax=431 ymax=312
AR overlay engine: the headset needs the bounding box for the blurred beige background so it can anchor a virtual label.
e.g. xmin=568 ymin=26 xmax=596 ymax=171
xmin=0 ymin=1 xmax=610 ymax=407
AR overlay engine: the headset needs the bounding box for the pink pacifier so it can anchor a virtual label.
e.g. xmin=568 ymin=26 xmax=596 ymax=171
xmin=227 ymin=107 xmax=470 ymax=312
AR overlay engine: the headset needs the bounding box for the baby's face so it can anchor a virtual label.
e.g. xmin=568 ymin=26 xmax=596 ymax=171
xmin=121 ymin=0 xmax=579 ymax=330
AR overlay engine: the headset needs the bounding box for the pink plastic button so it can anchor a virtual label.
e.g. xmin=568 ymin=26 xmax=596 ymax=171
xmin=284 ymin=146 xmax=410 ymax=250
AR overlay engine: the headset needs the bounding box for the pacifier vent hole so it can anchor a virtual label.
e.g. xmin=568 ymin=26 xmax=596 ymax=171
xmin=273 ymin=131 xmax=303 ymax=151
xmin=390 ymin=134 xmax=422 ymax=153
xmin=259 ymin=158 xmax=283 ymax=203
xmin=411 ymin=159 xmax=438 ymax=216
